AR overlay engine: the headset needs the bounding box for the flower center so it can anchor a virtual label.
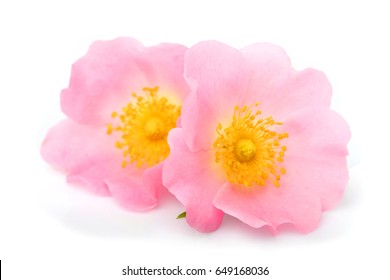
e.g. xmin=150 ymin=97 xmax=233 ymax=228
xmin=235 ymin=138 xmax=256 ymax=162
xmin=107 ymin=86 xmax=181 ymax=168
xmin=144 ymin=118 xmax=164 ymax=140
xmin=213 ymin=104 xmax=288 ymax=187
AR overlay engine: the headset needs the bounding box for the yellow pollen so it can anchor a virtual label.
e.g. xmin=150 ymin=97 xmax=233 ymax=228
xmin=107 ymin=86 xmax=181 ymax=168
xmin=213 ymin=104 xmax=288 ymax=187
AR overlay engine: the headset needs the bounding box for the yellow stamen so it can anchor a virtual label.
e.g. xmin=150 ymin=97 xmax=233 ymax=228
xmin=106 ymin=124 xmax=113 ymax=135
xmin=107 ymin=86 xmax=181 ymax=168
xmin=213 ymin=104 xmax=288 ymax=187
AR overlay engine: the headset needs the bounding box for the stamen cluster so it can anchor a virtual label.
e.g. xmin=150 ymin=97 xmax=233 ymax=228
xmin=214 ymin=104 xmax=288 ymax=187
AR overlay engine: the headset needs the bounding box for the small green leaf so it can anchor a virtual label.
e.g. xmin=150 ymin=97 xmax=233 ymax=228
xmin=176 ymin=211 xmax=186 ymax=219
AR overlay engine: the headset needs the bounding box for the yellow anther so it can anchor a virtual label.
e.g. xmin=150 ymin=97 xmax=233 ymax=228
xmin=106 ymin=124 xmax=113 ymax=135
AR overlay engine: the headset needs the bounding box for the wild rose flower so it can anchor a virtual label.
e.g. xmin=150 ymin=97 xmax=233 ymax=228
xmin=163 ymin=41 xmax=351 ymax=233
xmin=41 ymin=37 xmax=188 ymax=211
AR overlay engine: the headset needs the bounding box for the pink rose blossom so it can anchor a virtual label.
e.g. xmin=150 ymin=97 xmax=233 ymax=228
xmin=42 ymin=37 xmax=189 ymax=211
xmin=163 ymin=41 xmax=350 ymax=233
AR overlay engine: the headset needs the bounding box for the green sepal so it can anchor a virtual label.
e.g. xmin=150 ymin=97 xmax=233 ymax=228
xmin=176 ymin=211 xmax=186 ymax=219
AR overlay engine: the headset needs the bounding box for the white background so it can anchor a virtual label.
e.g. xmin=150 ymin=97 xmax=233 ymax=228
xmin=1 ymin=0 xmax=389 ymax=279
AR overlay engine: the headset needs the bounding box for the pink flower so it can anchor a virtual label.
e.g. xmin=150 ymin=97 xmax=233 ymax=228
xmin=41 ymin=37 xmax=189 ymax=211
xmin=163 ymin=41 xmax=351 ymax=233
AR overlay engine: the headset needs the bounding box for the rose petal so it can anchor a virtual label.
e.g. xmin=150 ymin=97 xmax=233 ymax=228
xmin=163 ymin=128 xmax=225 ymax=232
xmin=283 ymin=108 xmax=350 ymax=157
xmin=61 ymin=38 xmax=188 ymax=125
xmin=41 ymin=119 xmax=163 ymax=209
xmin=242 ymin=43 xmax=331 ymax=120
xmin=61 ymin=37 xmax=151 ymax=125
xmin=106 ymin=170 xmax=158 ymax=212
xmin=282 ymin=156 xmax=348 ymax=212
xmin=214 ymin=182 xmax=322 ymax=233
xmin=181 ymin=41 xmax=250 ymax=152
xmin=282 ymin=108 xmax=351 ymax=210
xmin=144 ymin=43 xmax=189 ymax=103
xmin=241 ymin=42 xmax=293 ymax=91
xmin=41 ymin=119 xmax=134 ymax=196
xmin=143 ymin=162 xmax=164 ymax=196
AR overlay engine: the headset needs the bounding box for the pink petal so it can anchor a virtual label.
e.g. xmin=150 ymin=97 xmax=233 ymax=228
xmin=241 ymin=43 xmax=331 ymax=120
xmin=241 ymin=42 xmax=293 ymax=89
xmin=106 ymin=170 xmax=158 ymax=212
xmin=283 ymin=108 xmax=350 ymax=157
xmin=42 ymin=119 xmax=161 ymax=210
xmin=61 ymin=38 xmax=188 ymax=126
xmin=163 ymin=128 xmax=225 ymax=232
xmin=181 ymin=41 xmax=250 ymax=152
xmin=283 ymin=156 xmax=348 ymax=212
xmin=143 ymin=162 xmax=165 ymax=198
xmin=144 ymin=43 xmax=189 ymax=102
xmin=282 ymin=108 xmax=351 ymax=210
xmin=214 ymin=182 xmax=322 ymax=234
xmin=61 ymin=37 xmax=149 ymax=125
xmin=41 ymin=119 xmax=121 ymax=195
